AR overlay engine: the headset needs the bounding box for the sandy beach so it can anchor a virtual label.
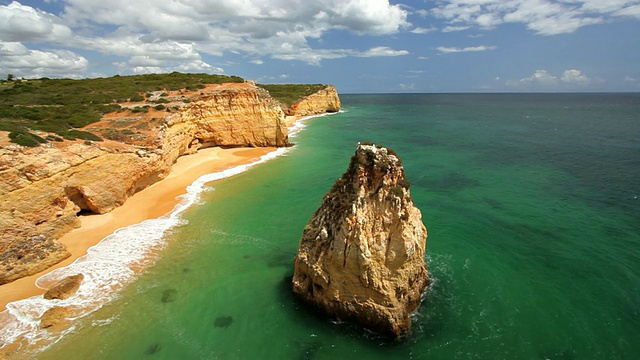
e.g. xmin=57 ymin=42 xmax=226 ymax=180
xmin=0 ymin=146 xmax=275 ymax=311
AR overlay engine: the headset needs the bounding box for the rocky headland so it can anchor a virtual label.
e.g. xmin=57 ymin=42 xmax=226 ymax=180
xmin=292 ymin=143 xmax=429 ymax=339
xmin=0 ymin=81 xmax=340 ymax=285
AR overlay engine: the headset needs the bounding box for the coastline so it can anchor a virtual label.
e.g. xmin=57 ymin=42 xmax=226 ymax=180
xmin=0 ymin=146 xmax=275 ymax=311
xmin=0 ymin=111 xmax=337 ymax=357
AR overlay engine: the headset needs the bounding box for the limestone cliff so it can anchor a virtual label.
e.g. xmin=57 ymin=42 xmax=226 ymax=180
xmin=0 ymin=82 xmax=339 ymax=284
xmin=292 ymin=143 xmax=429 ymax=338
xmin=286 ymin=85 xmax=341 ymax=117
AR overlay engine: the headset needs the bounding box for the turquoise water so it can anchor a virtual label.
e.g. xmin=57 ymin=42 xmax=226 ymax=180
xmin=37 ymin=93 xmax=640 ymax=359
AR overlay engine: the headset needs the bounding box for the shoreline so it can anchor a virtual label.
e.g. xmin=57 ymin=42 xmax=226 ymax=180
xmin=0 ymin=146 xmax=275 ymax=311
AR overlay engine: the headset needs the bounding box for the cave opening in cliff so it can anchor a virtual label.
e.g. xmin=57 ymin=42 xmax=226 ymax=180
xmin=64 ymin=186 xmax=99 ymax=216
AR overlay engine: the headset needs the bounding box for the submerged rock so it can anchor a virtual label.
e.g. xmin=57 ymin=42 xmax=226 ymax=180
xmin=160 ymin=289 xmax=177 ymax=303
xmin=292 ymin=143 xmax=429 ymax=338
xmin=40 ymin=306 xmax=72 ymax=329
xmin=145 ymin=342 xmax=162 ymax=355
xmin=214 ymin=315 xmax=233 ymax=328
xmin=43 ymin=274 xmax=84 ymax=300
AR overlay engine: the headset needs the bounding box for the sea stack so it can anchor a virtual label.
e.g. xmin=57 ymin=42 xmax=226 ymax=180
xmin=292 ymin=142 xmax=429 ymax=338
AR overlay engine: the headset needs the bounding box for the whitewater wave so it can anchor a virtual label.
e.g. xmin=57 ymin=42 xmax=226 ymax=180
xmin=0 ymin=112 xmax=336 ymax=354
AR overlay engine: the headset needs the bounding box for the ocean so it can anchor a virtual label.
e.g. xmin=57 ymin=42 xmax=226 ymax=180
xmin=4 ymin=93 xmax=640 ymax=359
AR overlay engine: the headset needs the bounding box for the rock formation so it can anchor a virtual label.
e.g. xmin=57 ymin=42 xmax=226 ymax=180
xmin=43 ymin=274 xmax=84 ymax=300
xmin=292 ymin=143 xmax=428 ymax=338
xmin=0 ymin=82 xmax=340 ymax=284
xmin=285 ymin=85 xmax=341 ymax=117
xmin=40 ymin=306 xmax=72 ymax=329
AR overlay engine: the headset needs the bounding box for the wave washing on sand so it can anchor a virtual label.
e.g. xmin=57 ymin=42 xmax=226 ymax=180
xmin=0 ymin=113 xmax=337 ymax=354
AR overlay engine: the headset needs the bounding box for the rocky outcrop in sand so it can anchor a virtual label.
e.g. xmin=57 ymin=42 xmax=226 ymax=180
xmin=286 ymin=85 xmax=341 ymax=117
xmin=292 ymin=143 xmax=428 ymax=338
xmin=0 ymin=82 xmax=340 ymax=284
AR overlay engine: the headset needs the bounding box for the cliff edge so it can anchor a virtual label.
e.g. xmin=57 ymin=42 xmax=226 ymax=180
xmin=0 ymin=81 xmax=340 ymax=284
xmin=285 ymin=85 xmax=341 ymax=117
xmin=292 ymin=143 xmax=429 ymax=338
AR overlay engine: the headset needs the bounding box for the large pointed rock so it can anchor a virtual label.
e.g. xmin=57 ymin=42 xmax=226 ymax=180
xmin=292 ymin=143 xmax=429 ymax=338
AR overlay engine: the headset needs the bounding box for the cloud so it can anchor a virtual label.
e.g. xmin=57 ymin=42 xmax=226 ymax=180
xmin=271 ymin=46 xmax=408 ymax=65
xmin=1 ymin=1 xmax=414 ymax=77
xmin=614 ymin=4 xmax=640 ymax=18
xmin=442 ymin=25 xmax=471 ymax=32
xmin=0 ymin=41 xmax=87 ymax=78
xmin=560 ymin=69 xmax=591 ymax=84
xmin=415 ymin=9 xmax=429 ymax=18
xmin=507 ymin=69 xmax=595 ymax=89
xmin=357 ymin=46 xmax=409 ymax=57
xmin=437 ymin=45 xmax=497 ymax=54
xmin=114 ymin=57 xmax=223 ymax=75
xmin=429 ymin=0 xmax=639 ymax=35
xmin=516 ymin=69 xmax=559 ymax=86
xmin=0 ymin=1 xmax=72 ymax=42
xmin=320 ymin=0 xmax=410 ymax=34
xmin=411 ymin=27 xmax=437 ymax=34
xmin=61 ymin=0 xmax=409 ymax=39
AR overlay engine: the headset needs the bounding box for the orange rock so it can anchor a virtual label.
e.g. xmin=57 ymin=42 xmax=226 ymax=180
xmin=292 ymin=143 xmax=429 ymax=339
xmin=286 ymin=85 xmax=341 ymax=117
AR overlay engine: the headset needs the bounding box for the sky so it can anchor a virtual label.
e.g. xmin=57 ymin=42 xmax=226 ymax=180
xmin=0 ymin=0 xmax=639 ymax=93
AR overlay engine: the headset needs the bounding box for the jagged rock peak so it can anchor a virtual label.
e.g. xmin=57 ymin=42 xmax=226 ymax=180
xmin=292 ymin=142 xmax=429 ymax=339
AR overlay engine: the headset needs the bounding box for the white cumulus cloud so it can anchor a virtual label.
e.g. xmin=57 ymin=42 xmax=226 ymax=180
xmin=517 ymin=69 xmax=559 ymax=86
xmin=561 ymin=69 xmax=591 ymax=84
xmin=0 ymin=1 xmax=72 ymax=42
xmin=0 ymin=41 xmax=87 ymax=78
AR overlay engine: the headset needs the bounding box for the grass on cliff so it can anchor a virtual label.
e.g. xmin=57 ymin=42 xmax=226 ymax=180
xmin=257 ymin=84 xmax=326 ymax=107
xmin=0 ymin=73 xmax=244 ymax=147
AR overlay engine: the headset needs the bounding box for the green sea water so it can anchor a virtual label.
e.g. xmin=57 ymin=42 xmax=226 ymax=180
xmin=35 ymin=93 xmax=640 ymax=359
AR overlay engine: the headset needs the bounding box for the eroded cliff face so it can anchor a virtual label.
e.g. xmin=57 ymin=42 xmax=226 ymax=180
xmin=286 ymin=85 xmax=341 ymax=117
xmin=0 ymin=141 xmax=168 ymax=284
xmin=0 ymin=82 xmax=338 ymax=284
xmin=292 ymin=143 xmax=429 ymax=338
xmin=166 ymin=84 xmax=289 ymax=154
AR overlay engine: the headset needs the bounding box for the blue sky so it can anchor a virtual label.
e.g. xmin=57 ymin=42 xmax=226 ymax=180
xmin=1 ymin=0 xmax=639 ymax=93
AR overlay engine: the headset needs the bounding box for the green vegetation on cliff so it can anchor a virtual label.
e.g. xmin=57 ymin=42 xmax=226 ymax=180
xmin=258 ymin=84 xmax=326 ymax=107
xmin=0 ymin=73 xmax=244 ymax=147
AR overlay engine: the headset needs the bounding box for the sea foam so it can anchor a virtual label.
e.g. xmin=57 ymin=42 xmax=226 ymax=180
xmin=0 ymin=112 xmax=334 ymax=353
